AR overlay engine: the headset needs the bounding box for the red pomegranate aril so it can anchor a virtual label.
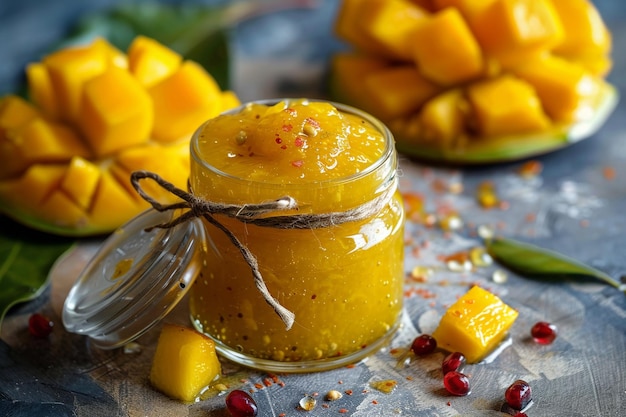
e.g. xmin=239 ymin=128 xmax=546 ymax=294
xmin=411 ymin=334 xmax=437 ymax=356
xmin=28 ymin=313 xmax=54 ymax=338
xmin=513 ymin=413 xmax=528 ymax=417
xmin=531 ymin=321 xmax=557 ymax=344
xmin=505 ymin=380 xmax=532 ymax=410
xmin=442 ymin=351 xmax=466 ymax=375
xmin=226 ymin=389 xmax=258 ymax=417
xmin=443 ymin=371 xmax=471 ymax=396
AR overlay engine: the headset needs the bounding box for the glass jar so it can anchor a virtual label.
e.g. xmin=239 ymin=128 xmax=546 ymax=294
xmin=188 ymin=99 xmax=404 ymax=372
xmin=62 ymin=98 xmax=404 ymax=373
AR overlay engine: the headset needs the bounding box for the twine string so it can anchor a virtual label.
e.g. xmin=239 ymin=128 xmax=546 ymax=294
xmin=130 ymin=170 xmax=396 ymax=331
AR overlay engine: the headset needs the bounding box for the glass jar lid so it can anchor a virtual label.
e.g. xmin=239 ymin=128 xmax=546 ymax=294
xmin=62 ymin=208 xmax=206 ymax=349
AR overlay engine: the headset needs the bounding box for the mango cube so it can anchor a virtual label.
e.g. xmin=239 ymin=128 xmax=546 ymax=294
xmin=357 ymin=0 xmax=428 ymax=60
xmin=411 ymin=8 xmax=484 ymax=85
xmin=472 ymin=0 xmax=564 ymax=67
xmin=1 ymin=117 xmax=91 ymax=179
xmin=26 ymin=63 xmax=60 ymax=120
xmin=128 ymin=35 xmax=182 ymax=87
xmin=513 ymin=55 xmax=600 ymax=122
xmin=433 ymin=0 xmax=496 ymax=20
xmin=150 ymin=324 xmax=221 ymax=402
xmin=60 ymin=157 xmax=101 ymax=210
xmin=0 ymin=95 xmax=41 ymax=133
xmin=467 ymin=75 xmax=550 ymax=137
xmin=330 ymin=52 xmax=389 ymax=114
xmin=43 ymin=40 xmax=110 ymax=122
xmin=419 ymin=89 xmax=467 ymax=145
xmin=148 ymin=61 xmax=222 ymax=142
xmin=79 ymin=67 xmax=153 ymax=157
xmin=364 ymin=66 xmax=442 ymax=120
xmin=432 ymin=286 xmax=519 ymax=363
xmin=333 ymin=0 xmax=391 ymax=58
xmin=551 ymin=0 xmax=611 ymax=57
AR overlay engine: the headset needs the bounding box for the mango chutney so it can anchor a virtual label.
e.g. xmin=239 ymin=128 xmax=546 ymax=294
xmin=188 ymin=99 xmax=405 ymax=372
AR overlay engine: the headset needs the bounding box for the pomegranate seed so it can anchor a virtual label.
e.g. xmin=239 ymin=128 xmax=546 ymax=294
xmin=505 ymin=380 xmax=532 ymax=410
xmin=28 ymin=313 xmax=53 ymax=338
xmin=443 ymin=371 xmax=471 ymax=396
xmin=513 ymin=413 xmax=528 ymax=417
xmin=531 ymin=321 xmax=557 ymax=344
xmin=410 ymin=334 xmax=437 ymax=356
xmin=226 ymin=389 xmax=258 ymax=417
xmin=442 ymin=352 xmax=466 ymax=375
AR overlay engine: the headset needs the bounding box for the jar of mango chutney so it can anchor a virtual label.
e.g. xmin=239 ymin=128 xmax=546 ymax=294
xmin=62 ymin=98 xmax=404 ymax=373
xmin=188 ymin=99 xmax=404 ymax=372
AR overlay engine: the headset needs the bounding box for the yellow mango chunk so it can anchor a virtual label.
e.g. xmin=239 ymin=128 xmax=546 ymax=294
xmin=112 ymin=142 xmax=190 ymax=204
xmin=39 ymin=187 xmax=87 ymax=229
xmin=433 ymin=0 xmax=496 ymax=20
xmin=411 ymin=8 xmax=484 ymax=85
xmin=79 ymin=67 xmax=153 ymax=157
xmin=88 ymin=171 xmax=141 ymax=231
xmin=26 ymin=63 xmax=60 ymax=120
xmin=357 ymin=0 xmax=429 ymax=61
xmin=574 ymin=55 xmax=612 ymax=78
xmin=43 ymin=39 xmax=110 ymax=122
xmin=513 ymin=55 xmax=600 ymax=123
xmin=419 ymin=89 xmax=468 ymax=145
xmin=467 ymin=75 xmax=550 ymax=137
xmin=92 ymin=37 xmax=128 ymax=70
xmin=330 ymin=52 xmax=389 ymax=114
xmin=149 ymin=61 xmax=222 ymax=142
xmin=409 ymin=0 xmax=435 ymax=10
xmin=432 ymin=286 xmax=519 ymax=363
xmin=551 ymin=0 xmax=611 ymax=57
xmin=364 ymin=66 xmax=442 ymax=121
xmin=128 ymin=35 xmax=182 ymax=87
xmin=334 ymin=0 xmax=392 ymax=58
xmin=60 ymin=156 xmax=101 ymax=209
xmin=0 ymin=164 xmax=66 ymax=214
xmin=551 ymin=0 xmax=612 ymax=77
xmin=150 ymin=324 xmax=221 ymax=402
xmin=0 ymin=95 xmax=41 ymax=133
xmin=472 ymin=0 xmax=564 ymax=67
xmin=1 ymin=117 xmax=91 ymax=179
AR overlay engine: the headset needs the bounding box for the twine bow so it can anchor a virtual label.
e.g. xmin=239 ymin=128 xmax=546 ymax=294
xmin=131 ymin=170 xmax=397 ymax=331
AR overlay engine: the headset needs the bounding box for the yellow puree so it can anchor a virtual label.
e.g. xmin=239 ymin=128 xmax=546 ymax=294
xmin=189 ymin=100 xmax=404 ymax=363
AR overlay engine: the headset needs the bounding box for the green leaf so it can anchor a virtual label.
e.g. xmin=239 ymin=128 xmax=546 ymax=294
xmin=486 ymin=235 xmax=626 ymax=294
xmin=0 ymin=216 xmax=74 ymax=329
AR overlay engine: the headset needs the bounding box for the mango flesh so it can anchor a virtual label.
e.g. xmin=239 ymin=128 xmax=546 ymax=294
xmin=332 ymin=0 xmax=615 ymax=160
xmin=150 ymin=324 xmax=221 ymax=402
xmin=411 ymin=8 xmax=484 ymax=85
xmin=432 ymin=285 xmax=519 ymax=363
xmin=0 ymin=37 xmax=240 ymax=236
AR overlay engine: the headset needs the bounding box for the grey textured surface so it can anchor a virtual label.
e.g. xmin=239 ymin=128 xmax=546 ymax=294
xmin=1 ymin=1 xmax=625 ymax=416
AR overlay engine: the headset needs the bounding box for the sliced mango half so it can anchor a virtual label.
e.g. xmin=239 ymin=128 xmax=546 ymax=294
xmin=331 ymin=0 xmax=617 ymax=164
xmin=0 ymin=37 xmax=240 ymax=236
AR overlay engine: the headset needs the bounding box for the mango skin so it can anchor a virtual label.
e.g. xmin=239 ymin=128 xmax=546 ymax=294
xmin=432 ymin=286 xmax=518 ymax=363
xmin=0 ymin=37 xmax=240 ymax=236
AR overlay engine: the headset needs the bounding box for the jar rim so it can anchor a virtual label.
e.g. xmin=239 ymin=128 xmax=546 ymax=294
xmin=190 ymin=98 xmax=396 ymax=190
